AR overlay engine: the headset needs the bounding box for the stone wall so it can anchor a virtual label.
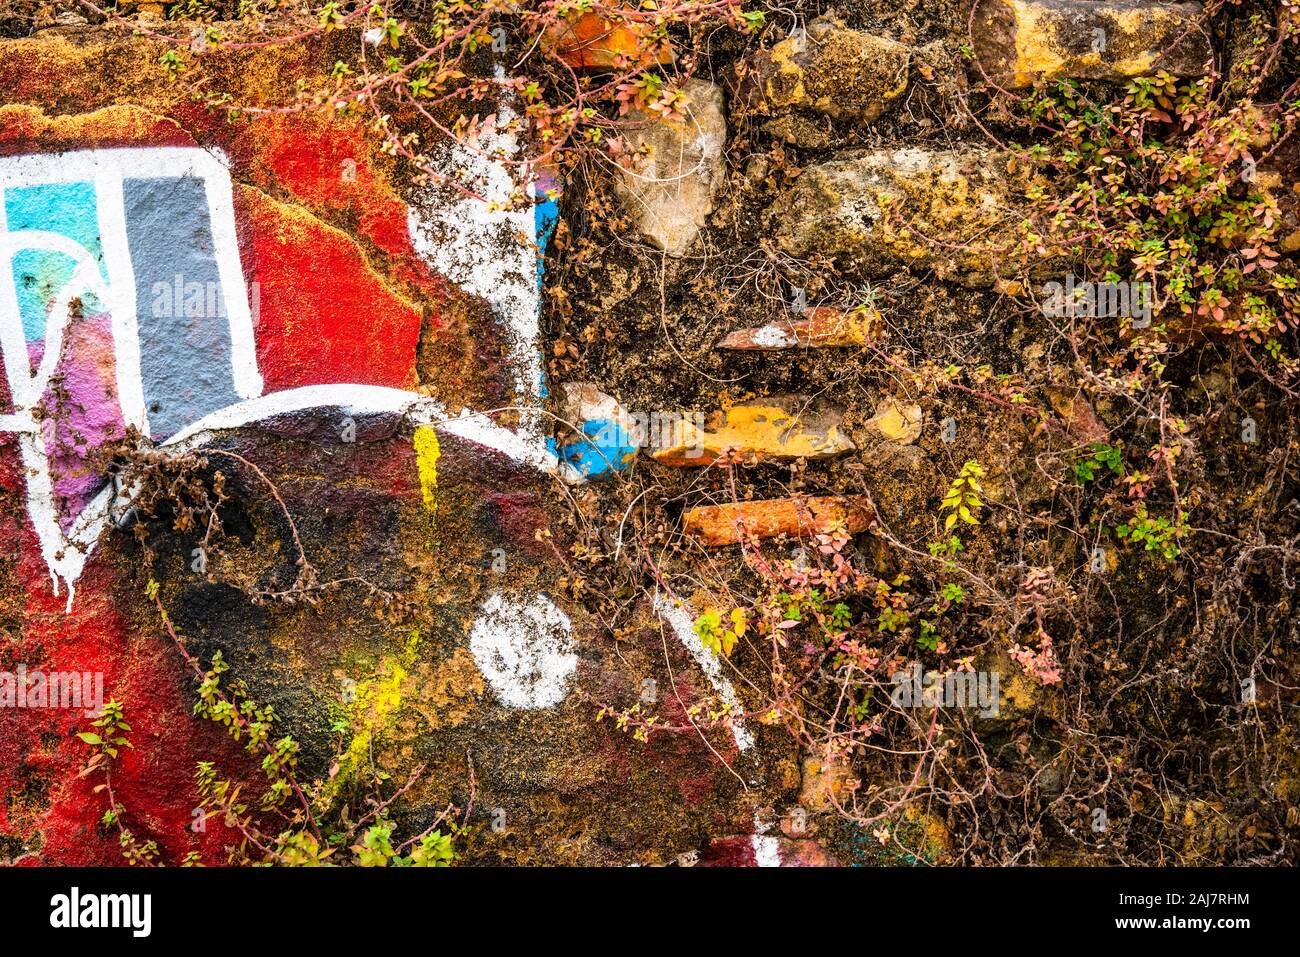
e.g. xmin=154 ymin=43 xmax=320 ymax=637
xmin=0 ymin=0 xmax=1297 ymax=867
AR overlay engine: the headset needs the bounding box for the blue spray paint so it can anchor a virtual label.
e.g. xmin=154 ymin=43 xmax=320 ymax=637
xmin=553 ymin=418 xmax=638 ymax=479
xmin=535 ymin=182 xmax=635 ymax=478
xmin=534 ymin=186 xmax=559 ymax=402
xmin=5 ymin=181 xmax=106 ymax=344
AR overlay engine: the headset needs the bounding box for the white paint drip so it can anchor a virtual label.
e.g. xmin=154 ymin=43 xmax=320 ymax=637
xmin=0 ymin=231 xmax=116 ymax=601
xmin=652 ymin=593 xmax=755 ymax=754
xmin=406 ymin=72 xmax=546 ymax=447
xmin=469 ymin=591 xmax=577 ymax=709
xmin=751 ymin=833 xmax=782 ymax=867
xmin=652 ymin=593 xmax=782 ymax=863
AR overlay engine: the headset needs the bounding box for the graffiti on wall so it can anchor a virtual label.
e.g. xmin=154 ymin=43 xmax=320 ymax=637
xmin=0 ymin=140 xmax=769 ymax=858
xmin=0 ymin=11 xmax=811 ymax=863
xmin=0 ymin=146 xmax=558 ymax=602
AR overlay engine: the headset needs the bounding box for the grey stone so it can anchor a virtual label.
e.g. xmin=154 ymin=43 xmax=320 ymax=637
xmin=614 ymin=78 xmax=727 ymax=257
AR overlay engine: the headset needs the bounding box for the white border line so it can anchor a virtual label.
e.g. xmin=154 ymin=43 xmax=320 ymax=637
xmin=164 ymin=383 xmax=560 ymax=475
xmin=0 ymin=147 xmax=263 ymax=413
xmin=95 ymin=167 xmax=148 ymax=434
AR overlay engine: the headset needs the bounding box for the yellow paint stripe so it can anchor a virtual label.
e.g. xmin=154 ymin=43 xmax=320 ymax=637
xmin=414 ymin=424 xmax=441 ymax=514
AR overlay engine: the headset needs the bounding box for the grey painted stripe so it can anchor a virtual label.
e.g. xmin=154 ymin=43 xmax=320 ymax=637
xmin=122 ymin=175 xmax=242 ymax=439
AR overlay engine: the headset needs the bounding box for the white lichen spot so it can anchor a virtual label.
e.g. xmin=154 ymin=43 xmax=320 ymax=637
xmin=469 ymin=592 xmax=577 ymax=709
xmin=752 ymin=325 xmax=797 ymax=348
